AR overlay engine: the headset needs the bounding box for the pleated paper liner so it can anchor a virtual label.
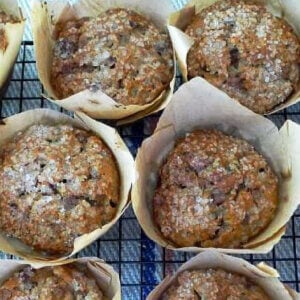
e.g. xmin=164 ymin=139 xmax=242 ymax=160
xmin=0 ymin=0 xmax=25 ymax=98
xmin=167 ymin=0 xmax=300 ymax=114
xmin=0 ymin=109 xmax=135 ymax=262
xmin=132 ymin=77 xmax=300 ymax=254
xmin=0 ymin=257 xmax=121 ymax=300
xmin=31 ymin=0 xmax=176 ymax=124
xmin=147 ymin=250 xmax=299 ymax=299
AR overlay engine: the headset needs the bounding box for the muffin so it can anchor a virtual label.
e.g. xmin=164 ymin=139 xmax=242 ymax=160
xmin=162 ymin=269 xmax=269 ymax=299
xmin=0 ymin=124 xmax=119 ymax=255
xmin=0 ymin=264 xmax=103 ymax=299
xmin=0 ymin=3 xmax=25 ymax=92
xmin=184 ymin=0 xmax=300 ymax=114
xmin=153 ymin=129 xmax=278 ymax=248
xmin=51 ymin=8 xmax=174 ymax=105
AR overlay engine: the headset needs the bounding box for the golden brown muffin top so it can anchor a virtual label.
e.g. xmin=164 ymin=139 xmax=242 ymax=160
xmin=185 ymin=0 xmax=300 ymax=113
xmin=162 ymin=269 xmax=270 ymax=300
xmin=0 ymin=264 xmax=103 ymax=299
xmin=51 ymin=8 xmax=174 ymax=105
xmin=153 ymin=130 xmax=278 ymax=248
xmin=0 ymin=124 xmax=119 ymax=255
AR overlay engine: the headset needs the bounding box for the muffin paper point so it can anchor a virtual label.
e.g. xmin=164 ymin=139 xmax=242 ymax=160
xmin=132 ymin=77 xmax=300 ymax=254
xmin=0 ymin=257 xmax=121 ymax=300
xmin=0 ymin=109 xmax=134 ymax=262
xmin=31 ymin=0 xmax=176 ymax=124
xmin=167 ymin=0 xmax=300 ymax=114
xmin=0 ymin=0 xmax=25 ymax=94
xmin=147 ymin=250 xmax=299 ymax=299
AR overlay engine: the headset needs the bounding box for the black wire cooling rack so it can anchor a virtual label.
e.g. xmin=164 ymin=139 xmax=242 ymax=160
xmin=1 ymin=5 xmax=300 ymax=299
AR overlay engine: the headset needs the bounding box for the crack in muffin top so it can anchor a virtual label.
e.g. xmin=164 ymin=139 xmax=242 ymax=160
xmin=51 ymin=8 xmax=174 ymax=105
xmin=185 ymin=0 xmax=300 ymax=114
xmin=0 ymin=124 xmax=119 ymax=255
xmin=153 ymin=129 xmax=278 ymax=248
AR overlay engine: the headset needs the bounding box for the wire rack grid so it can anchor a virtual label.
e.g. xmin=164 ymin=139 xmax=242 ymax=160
xmin=0 ymin=0 xmax=300 ymax=299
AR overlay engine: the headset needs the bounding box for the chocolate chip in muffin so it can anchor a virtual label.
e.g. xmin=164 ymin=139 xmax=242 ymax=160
xmin=185 ymin=0 xmax=300 ymax=113
xmin=153 ymin=129 xmax=278 ymax=248
xmin=0 ymin=124 xmax=120 ymax=255
xmin=51 ymin=8 xmax=174 ymax=105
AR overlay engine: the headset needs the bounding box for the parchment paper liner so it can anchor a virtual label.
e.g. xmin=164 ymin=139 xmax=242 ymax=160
xmin=0 ymin=108 xmax=135 ymax=262
xmin=0 ymin=257 xmax=121 ymax=300
xmin=31 ymin=0 xmax=176 ymax=124
xmin=0 ymin=0 xmax=25 ymax=95
xmin=132 ymin=77 xmax=300 ymax=254
xmin=147 ymin=250 xmax=299 ymax=299
xmin=167 ymin=0 xmax=300 ymax=114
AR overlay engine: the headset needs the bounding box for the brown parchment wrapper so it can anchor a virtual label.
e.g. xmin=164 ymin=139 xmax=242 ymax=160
xmin=147 ymin=250 xmax=299 ymax=299
xmin=167 ymin=0 xmax=300 ymax=114
xmin=132 ymin=77 xmax=300 ymax=254
xmin=0 ymin=257 xmax=121 ymax=299
xmin=0 ymin=108 xmax=135 ymax=262
xmin=31 ymin=0 xmax=176 ymax=124
xmin=0 ymin=0 xmax=25 ymax=95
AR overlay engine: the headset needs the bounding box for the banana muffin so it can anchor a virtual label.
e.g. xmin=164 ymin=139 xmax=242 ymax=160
xmin=0 ymin=11 xmax=19 ymax=51
xmin=153 ymin=130 xmax=278 ymax=248
xmin=51 ymin=8 xmax=174 ymax=105
xmin=162 ymin=269 xmax=269 ymax=299
xmin=0 ymin=124 xmax=119 ymax=255
xmin=185 ymin=0 xmax=300 ymax=114
xmin=0 ymin=264 xmax=103 ymax=299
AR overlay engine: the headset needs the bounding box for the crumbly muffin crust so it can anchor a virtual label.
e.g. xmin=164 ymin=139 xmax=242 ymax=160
xmin=0 ymin=264 xmax=103 ymax=299
xmin=51 ymin=8 xmax=174 ymax=105
xmin=185 ymin=0 xmax=300 ymax=114
xmin=153 ymin=130 xmax=278 ymax=248
xmin=162 ymin=269 xmax=270 ymax=300
xmin=0 ymin=124 xmax=119 ymax=255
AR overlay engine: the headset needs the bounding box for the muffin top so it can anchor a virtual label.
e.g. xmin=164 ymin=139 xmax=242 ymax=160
xmin=0 ymin=124 xmax=119 ymax=255
xmin=162 ymin=269 xmax=270 ymax=300
xmin=51 ymin=8 xmax=174 ymax=105
xmin=185 ymin=0 xmax=300 ymax=114
xmin=0 ymin=264 xmax=103 ymax=299
xmin=153 ymin=130 xmax=278 ymax=248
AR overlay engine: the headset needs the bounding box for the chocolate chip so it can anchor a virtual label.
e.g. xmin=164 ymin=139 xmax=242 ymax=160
xmin=129 ymin=20 xmax=138 ymax=28
xmin=229 ymin=47 xmax=239 ymax=69
xmin=109 ymin=200 xmax=116 ymax=208
xmin=9 ymin=202 xmax=18 ymax=208
xmin=243 ymin=213 xmax=250 ymax=224
xmin=118 ymin=79 xmax=124 ymax=89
